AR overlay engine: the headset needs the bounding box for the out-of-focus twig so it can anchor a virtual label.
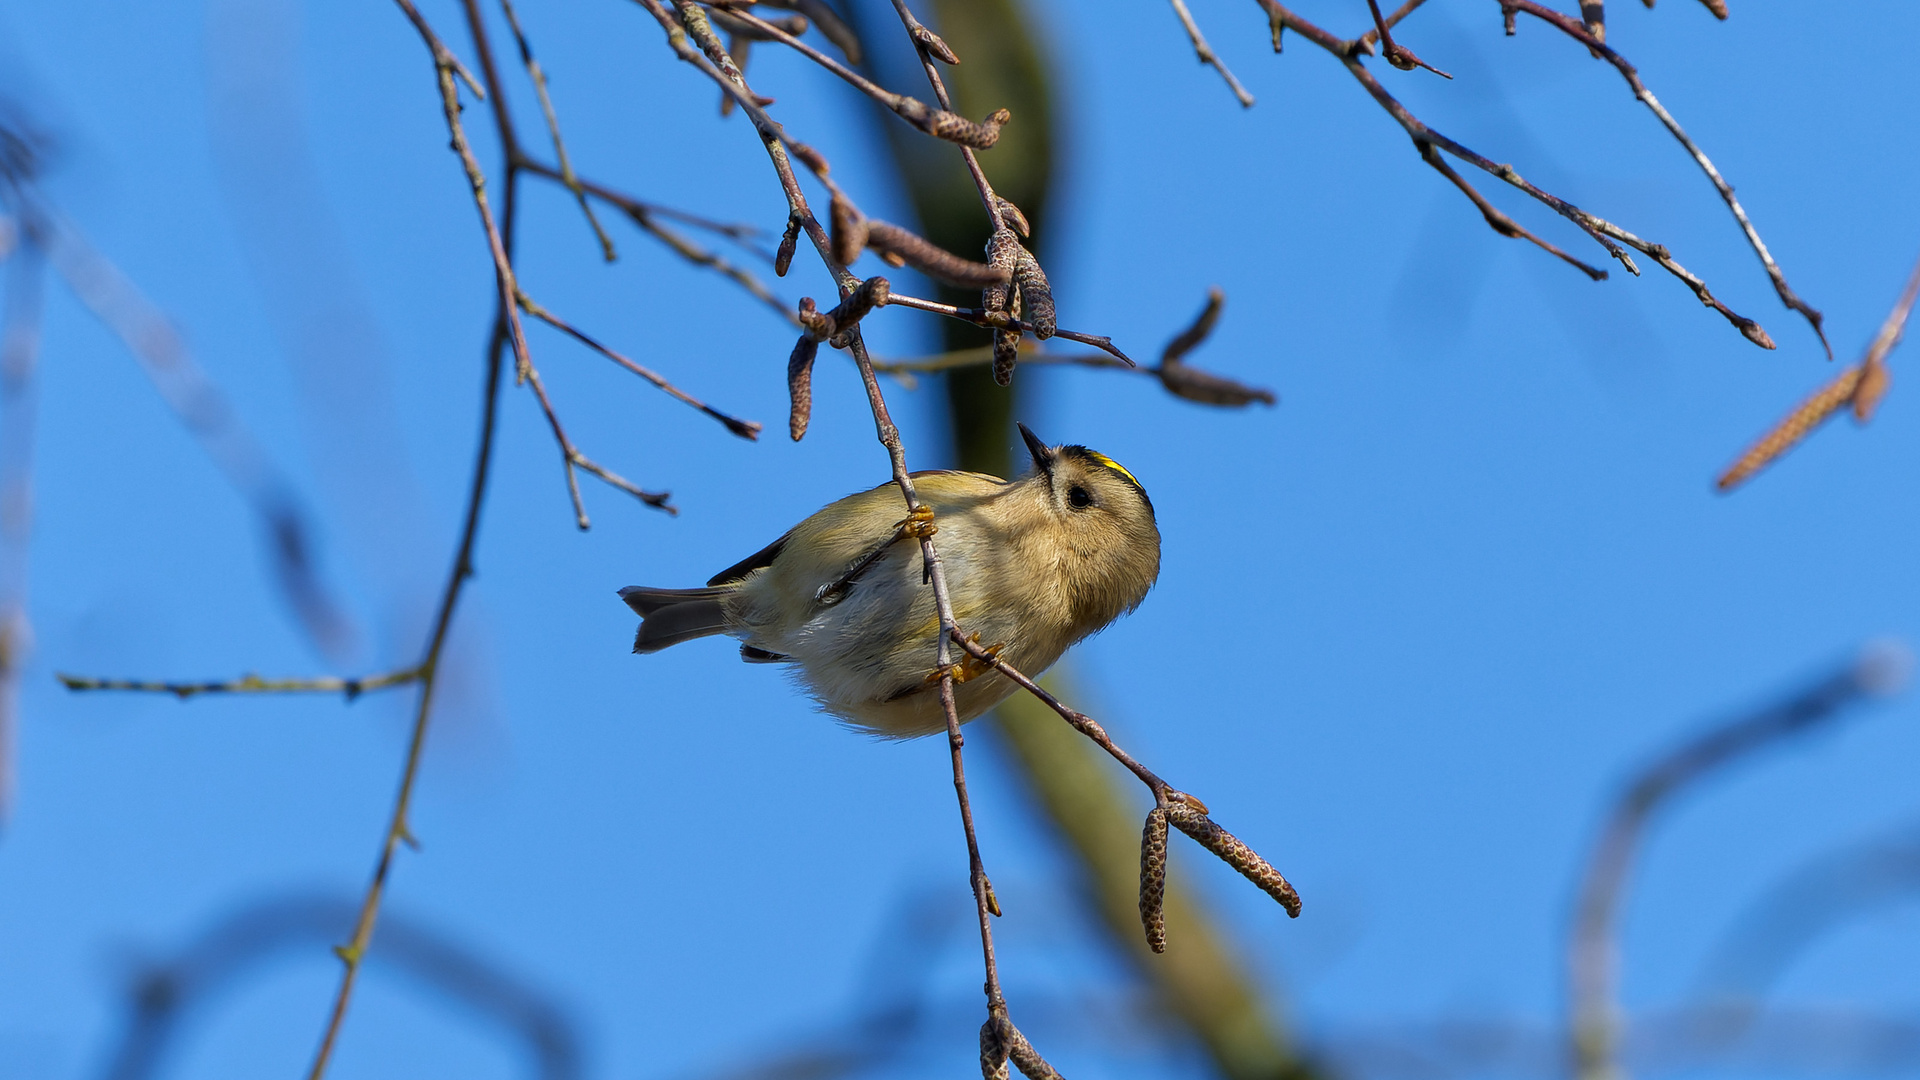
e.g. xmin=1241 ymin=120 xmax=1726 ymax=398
xmin=1717 ymin=250 xmax=1920 ymax=491
xmin=1694 ymin=822 xmax=1920 ymax=1029
xmin=1567 ymin=642 xmax=1912 ymax=1080
xmin=20 ymin=206 xmax=355 ymax=655
xmin=58 ymin=667 xmax=423 ymax=701
xmin=0 ymin=229 xmax=41 ymax=821
xmin=99 ymin=894 xmax=582 ymax=1080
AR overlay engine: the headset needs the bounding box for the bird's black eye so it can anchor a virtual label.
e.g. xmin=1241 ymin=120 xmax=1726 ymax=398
xmin=1068 ymin=485 xmax=1093 ymax=509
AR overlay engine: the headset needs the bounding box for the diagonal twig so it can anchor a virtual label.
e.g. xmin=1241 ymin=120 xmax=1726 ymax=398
xmin=1251 ymin=0 xmax=1776 ymax=349
xmin=59 ymin=668 xmax=424 ymax=701
xmin=1501 ymin=0 xmax=1827 ymax=356
xmin=1168 ymin=0 xmax=1257 ymax=106
xmin=497 ymin=0 xmax=617 ymax=260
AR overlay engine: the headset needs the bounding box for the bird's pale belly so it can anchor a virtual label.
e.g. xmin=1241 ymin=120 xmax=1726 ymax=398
xmin=737 ymin=535 xmax=1062 ymax=737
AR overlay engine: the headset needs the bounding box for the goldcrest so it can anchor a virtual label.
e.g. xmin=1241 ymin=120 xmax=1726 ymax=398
xmin=621 ymin=424 xmax=1161 ymax=737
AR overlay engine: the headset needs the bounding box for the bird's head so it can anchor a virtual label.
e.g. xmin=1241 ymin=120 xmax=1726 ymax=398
xmin=1016 ymin=422 xmax=1162 ymax=625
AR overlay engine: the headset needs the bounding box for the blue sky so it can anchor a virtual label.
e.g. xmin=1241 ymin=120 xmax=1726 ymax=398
xmin=2 ymin=1 xmax=1919 ymax=1077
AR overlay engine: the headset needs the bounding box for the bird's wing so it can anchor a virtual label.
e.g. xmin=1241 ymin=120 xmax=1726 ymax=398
xmin=707 ymin=531 xmax=791 ymax=586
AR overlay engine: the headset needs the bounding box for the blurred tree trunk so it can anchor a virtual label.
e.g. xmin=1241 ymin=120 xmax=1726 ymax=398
xmin=851 ymin=3 xmax=1316 ymax=1076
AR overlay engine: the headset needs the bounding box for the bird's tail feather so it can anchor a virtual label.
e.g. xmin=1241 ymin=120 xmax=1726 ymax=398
xmin=620 ymin=585 xmax=735 ymax=653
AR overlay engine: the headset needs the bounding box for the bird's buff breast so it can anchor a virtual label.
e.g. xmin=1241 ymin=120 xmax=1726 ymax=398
xmin=728 ymin=504 xmax=1073 ymax=737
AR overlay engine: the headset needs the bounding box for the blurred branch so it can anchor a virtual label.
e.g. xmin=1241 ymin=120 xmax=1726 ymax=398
xmin=0 ymin=115 xmax=354 ymax=659
xmin=99 ymin=894 xmax=581 ymax=1080
xmin=0 ymin=227 xmax=42 ymax=821
xmin=58 ymin=667 xmax=423 ymax=701
xmin=1567 ymin=642 xmax=1912 ymax=1080
xmin=1718 ymin=249 xmax=1920 ymax=491
xmin=1694 ymin=821 xmax=1920 ymax=1023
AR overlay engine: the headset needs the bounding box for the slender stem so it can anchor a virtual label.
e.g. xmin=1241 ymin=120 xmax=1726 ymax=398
xmin=1252 ymin=0 xmax=1778 ymax=349
xmin=1168 ymin=0 xmax=1257 ymax=106
xmin=497 ymin=0 xmax=617 ymax=259
xmin=1501 ymin=0 xmax=1826 ymax=355
xmin=887 ymin=0 xmax=1003 ymax=224
xmin=305 ymin=5 xmax=518 ymax=1074
xmin=58 ymin=668 xmax=423 ymax=700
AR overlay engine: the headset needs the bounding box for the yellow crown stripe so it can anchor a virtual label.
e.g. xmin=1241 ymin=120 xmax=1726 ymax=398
xmin=1084 ymin=451 xmax=1142 ymax=490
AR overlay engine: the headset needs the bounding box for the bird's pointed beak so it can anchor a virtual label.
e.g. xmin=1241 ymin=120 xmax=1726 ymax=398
xmin=1017 ymin=422 xmax=1054 ymax=478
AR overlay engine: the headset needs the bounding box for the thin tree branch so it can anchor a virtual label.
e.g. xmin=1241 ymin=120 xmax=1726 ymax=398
xmin=949 ymin=629 xmax=1302 ymax=950
xmin=1366 ymin=0 xmax=1451 ymax=78
xmin=497 ymin=0 xmax=617 ymax=260
xmin=517 ymin=291 xmax=763 ymax=438
xmin=1168 ymin=0 xmax=1257 ymax=106
xmin=1501 ymin=0 xmax=1827 ymax=355
xmin=1249 ymin=0 xmax=1777 ymax=349
xmin=1355 ymin=0 xmax=1432 ymax=48
xmin=880 ymin=290 xmax=1133 ymax=364
xmin=58 ymin=668 xmax=424 ymax=701
xmin=706 ymin=2 xmax=1013 ymax=149
xmin=304 ymin=3 xmax=514 ymax=1074
xmin=874 ymin=290 xmax=1275 ymax=407
xmin=520 ymin=161 xmax=793 ymax=319
xmin=1566 ymin=642 xmax=1910 ymax=1080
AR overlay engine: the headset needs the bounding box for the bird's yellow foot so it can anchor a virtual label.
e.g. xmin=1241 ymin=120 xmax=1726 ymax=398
xmin=925 ymin=634 xmax=1006 ymax=685
xmin=895 ymin=503 xmax=938 ymax=540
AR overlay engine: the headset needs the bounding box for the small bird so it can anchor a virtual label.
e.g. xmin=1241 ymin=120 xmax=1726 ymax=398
xmin=621 ymin=424 xmax=1161 ymax=737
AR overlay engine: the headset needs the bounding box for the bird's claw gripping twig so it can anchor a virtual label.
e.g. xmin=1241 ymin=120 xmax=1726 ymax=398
xmin=895 ymin=503 xmax=938 ymax=540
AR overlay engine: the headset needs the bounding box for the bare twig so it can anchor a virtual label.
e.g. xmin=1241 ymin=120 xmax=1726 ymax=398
xmin=708 ymin=3 xmax=1013 ymax=149
xmin=1167 ymin=0 xmax=1257 ymax=106
xmin=881 ymin=290 xmax=1134 ymax=364
xmin=59 ymin=668 xmax=424 ymax=701
xmin=656 ymin=4 xmax=1060 ymax=1044
xmin=526 ymin=161 xmax=793 ymax=317
xmin=1717 ymin=250 xmax=1920 ymax=491
xmin=497 ymin=0 xmax=617 ymax=260
xmin=840 ymin=329 xmax=1068 ymax=1076
xmin=1355 ymin=0 xmax=1432 ymax=48
xmin=302 ymin=4 xmax=514 ymax=1074
xmin=1249 ymin=0 xmax=1776 ymax=348
xmin=949 ymin=630 xmax=1303 ymax=950
xmin=1365 ymin=0 xmax=1452 ymax=78
xmin=873 ymin=291 xmax=1275 ymax=407
xmin=1566 ymin=642 xmax=1911 ymax=1080
xmin=1501 ymin=0 xmax=1827 ymax=355
xmin=517 ymin=292 xmax=762 ymax=438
